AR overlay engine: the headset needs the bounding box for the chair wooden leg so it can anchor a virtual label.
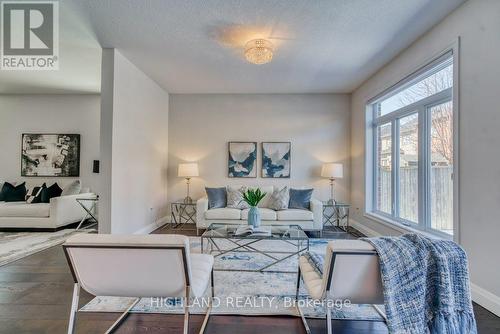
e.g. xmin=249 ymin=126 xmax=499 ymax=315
xmin=297 ymin=305 xmax=311 ymax=334
xmin=184 ymin=286 xmax=190 ymax=334
xmin=67 ymin=283 xmax=80 ymax=334
xmin=199 ymin=298 xmax=212 ymax=334
xmin=326 ymin=301 xmax=332 ymax=334
xmin=372 ymin=304 xmax=388 ymax=322
xmin=104 ymin=298 xmax=140 ymax=334
xmin=199 ymin=269 xmax=214 ymax=334
xmin=210 ymin=268 xmax=214 ymax=299
xmin=295 ymin=268 xmax=311 ymax=334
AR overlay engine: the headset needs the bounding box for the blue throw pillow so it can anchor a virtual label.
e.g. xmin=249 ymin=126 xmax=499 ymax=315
xmin=205 ymin=187 xmax=227 ymax=209
xmin=289 ymin=188 xmax=313 ymax=210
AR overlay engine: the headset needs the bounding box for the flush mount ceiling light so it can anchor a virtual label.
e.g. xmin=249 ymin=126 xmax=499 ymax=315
xmin=244 ymin=39 xmax=274 ymax=65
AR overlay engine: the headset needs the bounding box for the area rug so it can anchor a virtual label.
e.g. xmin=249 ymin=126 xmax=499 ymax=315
xmin=81 ymin=237 xmax=384 ymax=320
xmin=0 ymin=228 xmax=95 ymax=267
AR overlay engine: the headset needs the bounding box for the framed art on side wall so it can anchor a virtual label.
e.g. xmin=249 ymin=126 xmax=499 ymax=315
xmin=21 ymin=134 xmax=81 ymax=177
xmin=262 ymin=142 xmax=291 ymax=178
xmin=228 ymin=142 xmax=257 ymax=178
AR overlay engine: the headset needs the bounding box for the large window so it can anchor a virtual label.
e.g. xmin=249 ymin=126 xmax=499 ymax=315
xmin=368 ymin=52 xmax=455 ymax=237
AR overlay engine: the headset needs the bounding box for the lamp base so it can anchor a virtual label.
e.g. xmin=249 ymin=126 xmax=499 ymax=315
xmin=183 ymin=196 xmax=193 ymax=204
xmin=328 ymin=178 xmax=336 ymax=205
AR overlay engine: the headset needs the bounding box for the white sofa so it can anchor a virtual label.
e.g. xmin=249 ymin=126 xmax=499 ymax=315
xmin=0 ymin=193 xmax=96 ymax=231
xmin=196 ymin=186 xmax=323 ymax=234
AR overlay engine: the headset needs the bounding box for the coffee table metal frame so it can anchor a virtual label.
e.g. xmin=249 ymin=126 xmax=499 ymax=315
xmin=201 ymin=224 xmax=309 ymax=274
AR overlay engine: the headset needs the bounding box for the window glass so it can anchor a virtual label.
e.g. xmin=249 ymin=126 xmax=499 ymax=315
xmin=430 ymin=101 xmax=453 ymax=234
xmin=376 ymin=123 xmax=392 ymax=214
xmin=398 ymin=113 xmax=418 ymax=223
xmin=378 ymin=64 xmax=453 ymax=117
xmin=369 ymin=54 xmax=454 ymax=237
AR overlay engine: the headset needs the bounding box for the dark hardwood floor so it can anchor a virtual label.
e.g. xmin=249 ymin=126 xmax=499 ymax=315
xmin=0 ymin=225 xmax=498 ymax=333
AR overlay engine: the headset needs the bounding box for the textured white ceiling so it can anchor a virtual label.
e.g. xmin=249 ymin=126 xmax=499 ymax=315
xmin=0 ymin=0 xmax=465 ymax=94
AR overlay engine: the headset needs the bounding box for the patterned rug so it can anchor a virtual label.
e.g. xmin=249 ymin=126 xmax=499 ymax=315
xmin=81 ymin=236 xmax=384 ymax=320
xmin=0 ymin=228 xmax=94 ymax=267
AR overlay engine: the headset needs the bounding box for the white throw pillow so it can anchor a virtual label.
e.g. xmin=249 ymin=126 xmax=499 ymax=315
xmin=61 ymin=180 xmax=82 ymax=196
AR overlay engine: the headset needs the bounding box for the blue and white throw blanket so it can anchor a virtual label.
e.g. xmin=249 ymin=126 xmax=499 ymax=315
xmin=302 ymin=251 xmax=325 ymax=276
xmin=362 ymin=234 xmax=477 ymax=334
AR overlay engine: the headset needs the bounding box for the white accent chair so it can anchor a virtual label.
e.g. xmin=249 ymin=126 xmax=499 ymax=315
xmin=296 ymin=239 xmax=387 ymax=334
xmin=63 ymin=234 xmax=214 ymax=334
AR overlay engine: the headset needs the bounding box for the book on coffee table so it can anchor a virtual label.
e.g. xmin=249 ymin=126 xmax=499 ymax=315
xmin=234 ymin=225 xmax=272 ymax=237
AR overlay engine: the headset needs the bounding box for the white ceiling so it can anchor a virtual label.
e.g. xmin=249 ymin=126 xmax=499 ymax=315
xmin=0 ymin=0 xmax=465 ymax=94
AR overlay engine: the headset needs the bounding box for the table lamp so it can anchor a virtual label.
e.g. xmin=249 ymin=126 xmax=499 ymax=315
xmin=321 ymin=163 xmax=343 ymax=204
xmin=178 ymin=163 xmax=199 ymax=204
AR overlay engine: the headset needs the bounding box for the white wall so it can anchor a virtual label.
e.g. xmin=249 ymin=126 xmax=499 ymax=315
xmin=350 ymin=0 xmax=500 ymax=315
xmin=100 ymin=49 xmax=169 ymax=234
xmin=0 ymin=94 xmax=100 ymax=191
xmin=168 ymin=94 xmax=350 ymax=205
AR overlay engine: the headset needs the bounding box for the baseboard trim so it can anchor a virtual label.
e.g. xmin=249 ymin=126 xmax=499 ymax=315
xmin=471 ymin=283 xmax=500 ymax=317
xmin=134 ymin=216 xmax=169 ymax=235
xmin=350 ymin=219 xmax=382 ymax=237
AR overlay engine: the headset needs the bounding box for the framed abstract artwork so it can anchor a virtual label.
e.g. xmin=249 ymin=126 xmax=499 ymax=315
xmin=228 ymin=142 xmax=257 ymax=178
xmin=262 ymin=142 xmax=291 ymax=178
xmin=21 ymin=134 xmax=81 ymax=177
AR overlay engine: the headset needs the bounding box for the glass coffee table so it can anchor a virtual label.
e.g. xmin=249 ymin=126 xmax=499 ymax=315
xmin=201 ymin=224 xmax=309 ymax=274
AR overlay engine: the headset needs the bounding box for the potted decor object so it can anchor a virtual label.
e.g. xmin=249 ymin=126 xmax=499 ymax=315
xmin=242 ymin=188 xmax=267 ymax=227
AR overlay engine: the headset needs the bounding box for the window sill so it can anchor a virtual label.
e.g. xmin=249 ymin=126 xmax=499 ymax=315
xmin=363 ymin=212 xmax=452 ymax=240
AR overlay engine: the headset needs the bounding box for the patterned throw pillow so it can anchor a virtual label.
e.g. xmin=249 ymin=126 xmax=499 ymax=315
xmin=25 ymin=184 xmax=45 ymax=204
xmin=268 ymin=186 xmax=289 ymax=210
xmin=226 ymin=186 xmax=249 ymax=209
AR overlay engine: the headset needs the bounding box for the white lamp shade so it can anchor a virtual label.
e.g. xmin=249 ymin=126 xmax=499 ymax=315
xmin=178 ymin=163 xmax=199 ymax=177
xmin=321 ymin=163 xmax=343 ymax=178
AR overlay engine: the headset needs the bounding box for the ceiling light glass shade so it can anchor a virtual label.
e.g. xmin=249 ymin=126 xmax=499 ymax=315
xmin=244 ymin=39 xmax=273 ymax=65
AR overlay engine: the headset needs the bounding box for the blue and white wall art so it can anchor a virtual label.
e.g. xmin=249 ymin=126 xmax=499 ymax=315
xmin=262 ymin=142 xmax=291 ymax=178
xmin=228 ymin=142 xmax=257 ymax=178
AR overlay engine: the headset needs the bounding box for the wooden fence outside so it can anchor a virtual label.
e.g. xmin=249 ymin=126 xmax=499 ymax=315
xmin=377 ymin=166 xmax=453 ymax=232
